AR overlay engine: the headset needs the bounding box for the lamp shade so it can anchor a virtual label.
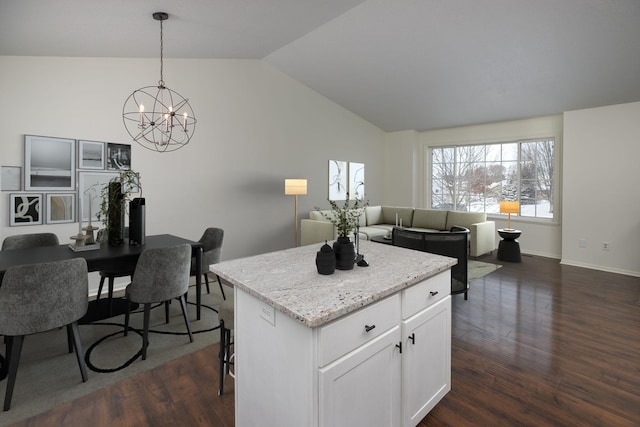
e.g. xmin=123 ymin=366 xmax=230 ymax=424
xmin=499 ymin=201 xmax=520 ymax=214
xmin=285 ymin=179 xmax=307 ymax=196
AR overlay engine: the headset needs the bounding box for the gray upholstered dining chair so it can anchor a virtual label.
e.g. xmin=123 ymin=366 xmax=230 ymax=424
xmin=0 ymin=257 xmax=89 ymax=411
xmin=1 ymin=232 xmax=59 ymax=250
xmin=123 ymin=243 xmax=194 ymax=360
xmin=190 ymin=227 xmax=225 ymax=299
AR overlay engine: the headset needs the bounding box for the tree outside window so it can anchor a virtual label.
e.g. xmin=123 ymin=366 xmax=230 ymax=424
xmin=430 ymin=139 xmax=555 ymax=219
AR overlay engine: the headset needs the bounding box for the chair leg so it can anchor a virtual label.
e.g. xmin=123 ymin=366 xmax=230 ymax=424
xmin=96 ymin=275 xmax=106 ymax=303
xmin=3 ymin=335 xmax=24 ymax=411
xmin=216 ymin=275 xmax=226 ymax=301
xmin=165 ymin=301 xmax=170 ymax=324
xmin=124 ymin=297 xmax=131 ymax=336
xmin=68 ymin=322 xmax=88 ymax=382
xmin=178 ymin=294 xmax=194 ymax=343
xmin=107 ymin=276 xmax=115 ymax=317
xmin=142 ymin=303 xmax=151 ymax=360
xmin=204 ymin=273 xmax=210 ymax=294
xmin=67 ymin=326 xmax=73 ymax=353
xmin=219 ymin=321 xmax=226 ymax=396
xmin=224 ymin=329 xmax=232 ymax=375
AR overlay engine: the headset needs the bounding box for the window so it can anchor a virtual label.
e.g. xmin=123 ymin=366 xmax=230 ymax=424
xmin=430 ymin=139 xmax=555 ymax=219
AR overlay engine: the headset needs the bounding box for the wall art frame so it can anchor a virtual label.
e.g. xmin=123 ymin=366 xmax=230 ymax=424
xmin=78 ymin=140 xmax=105 ymax=170
xmin=78 ymin=171 xmax=119 ymax=222
xmin=1 ymin=166 xmax=22 ymax=191
xmin=24 ymin=135 xmax=75 ymax=191
xmin=106 ymin=143 xmax=132 ymax=171
xmin=328 ymin=159 xmax=347 ymax=201
xmin=10 ymin=193 xmax=43 ymax=226
xmin=349 ymin=162 xmax=365 ymax=200
xmin=46 ymin=193 xmax=76 ymax=224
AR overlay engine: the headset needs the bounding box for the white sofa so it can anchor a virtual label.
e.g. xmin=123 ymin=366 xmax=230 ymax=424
xmin=301 ymin=205 xmax=495 ymax=257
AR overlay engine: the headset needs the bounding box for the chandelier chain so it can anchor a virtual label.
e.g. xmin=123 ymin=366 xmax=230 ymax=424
xmin=159 ymin=18 xmax=164 ymax=86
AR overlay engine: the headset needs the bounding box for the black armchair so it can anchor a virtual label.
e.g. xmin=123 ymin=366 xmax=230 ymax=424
xmin=392 ymin=226 xmax=470 ymax=299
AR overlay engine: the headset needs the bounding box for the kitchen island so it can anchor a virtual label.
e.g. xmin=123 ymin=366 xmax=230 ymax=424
xmin=211 ymin=240 xmax=456 ymax=427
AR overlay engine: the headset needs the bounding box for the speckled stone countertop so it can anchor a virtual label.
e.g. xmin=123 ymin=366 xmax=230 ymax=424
xmin=210 ymin=240 xmax=456 ymax=328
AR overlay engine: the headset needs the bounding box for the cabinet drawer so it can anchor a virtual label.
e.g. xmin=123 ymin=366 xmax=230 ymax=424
xmin=318 ymin=294 xmax=400 ymax=367
xmin=402 ymin=271 xmax=450 ymax=319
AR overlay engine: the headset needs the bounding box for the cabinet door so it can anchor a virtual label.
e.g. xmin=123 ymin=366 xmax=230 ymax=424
xmin=402 ymin=296 xmax=451 ymax=427
xmin=319 ymin=326 xmax=401 ymax=427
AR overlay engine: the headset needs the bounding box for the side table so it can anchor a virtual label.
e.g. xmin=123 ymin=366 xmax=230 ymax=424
xmin=497 ymin=229 xmax=522 ymax=263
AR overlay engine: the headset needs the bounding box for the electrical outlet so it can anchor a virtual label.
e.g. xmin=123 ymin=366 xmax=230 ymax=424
xmin=578 ymin=239 xmax=587 ymax=248
xmin=602 ymin=242 xmax=610 ymax=251
xmin=259 ymin=302 xmax=276 ymax=326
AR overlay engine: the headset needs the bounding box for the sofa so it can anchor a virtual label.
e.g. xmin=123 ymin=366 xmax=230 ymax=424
xmin=300 ymin=205 xmax=495 ymax=257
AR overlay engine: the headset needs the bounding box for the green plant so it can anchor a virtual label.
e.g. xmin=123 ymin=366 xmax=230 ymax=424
xmin=316 ymin=193 xmax=368 ymax=238
xmin=95 ymin=170 xmax=142 ymax=240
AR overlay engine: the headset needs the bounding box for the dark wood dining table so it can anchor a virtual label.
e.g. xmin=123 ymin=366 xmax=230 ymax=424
xmin=0 ymin=234 xmax=204 ymax=380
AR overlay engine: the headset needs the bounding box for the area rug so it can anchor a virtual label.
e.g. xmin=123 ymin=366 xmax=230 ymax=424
xmin=0 ymin=281 xmax=226 ymax=426
xmin=468 ymin=260 xmax=502 ymax=282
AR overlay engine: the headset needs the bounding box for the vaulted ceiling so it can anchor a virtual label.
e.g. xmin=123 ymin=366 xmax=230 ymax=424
xmin=2 ymin=0 xmax=639 ymax=132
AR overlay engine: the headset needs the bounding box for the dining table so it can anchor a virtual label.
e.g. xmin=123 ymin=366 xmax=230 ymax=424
xmin=0 ymin=233 xmax=203 ymax=380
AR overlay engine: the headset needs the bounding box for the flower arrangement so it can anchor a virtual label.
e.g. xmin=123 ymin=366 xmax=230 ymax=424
xmin=317 ymin=193 xmax=368 ymax=238
xmin=96 ymin=170 xmax=142 ymax=224
xmin=95 ymin=170 xmax=142 ymax=244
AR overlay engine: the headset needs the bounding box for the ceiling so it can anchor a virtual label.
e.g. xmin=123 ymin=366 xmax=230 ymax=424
xmin=2 ymin=0 xmax=639 ymax=132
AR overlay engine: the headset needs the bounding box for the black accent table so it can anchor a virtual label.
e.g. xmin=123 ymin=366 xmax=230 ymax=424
xmin=497 ymin=229 xmax=522 ymax=263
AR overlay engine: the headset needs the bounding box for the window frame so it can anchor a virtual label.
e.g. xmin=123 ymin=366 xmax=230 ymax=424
xmin=427 ymin=138 xmax=558 ymax=223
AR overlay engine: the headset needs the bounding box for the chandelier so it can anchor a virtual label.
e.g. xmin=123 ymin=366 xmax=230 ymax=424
xmin=122 ymin=12 xmax=196 ymax=152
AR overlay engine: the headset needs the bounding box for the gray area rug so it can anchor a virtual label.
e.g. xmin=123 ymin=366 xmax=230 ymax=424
xmin=0 ymin=281 xmax=226 ymax=426
xmin=468 ymin=260 xmax=502 ymax=282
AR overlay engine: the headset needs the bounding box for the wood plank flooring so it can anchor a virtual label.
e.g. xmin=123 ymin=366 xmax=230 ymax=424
xmin=10 ymin=254 xmax=640 ymax=426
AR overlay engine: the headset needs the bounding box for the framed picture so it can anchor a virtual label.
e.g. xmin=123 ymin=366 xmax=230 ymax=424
xmin=1 ymin=166 xmax=21 ymax=191
xmin=349 ymin=162 xmax=365 ymax=200
xmin=10 ymin=193 xmax=43 ymax=226
xmin=78 ymin=171 xmax=119 ymax=222
xmin=46 ymin=193 xmax=75 ymax=224
xmin=25 ymin=135 xmax=75 ymax=191
xmin=78 ymin=140 xmax=105 ymax=169
xmin=106 ymin=143 xmax=132 ymax=170
xmin=329 ymin=160 xmax=347 ymax=201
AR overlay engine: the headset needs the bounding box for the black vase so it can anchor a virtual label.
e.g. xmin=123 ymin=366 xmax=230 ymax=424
xmin=316 ymin=241 xmax=336 ymax=275
xmin=107 ymin=182 xmax=125 ymax=246
xmin=333 ymin=236 xmax=355 ymax=270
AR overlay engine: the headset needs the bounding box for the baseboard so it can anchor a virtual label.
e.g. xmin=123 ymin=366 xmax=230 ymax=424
xmin=560 ymin=259 xmax=640 ymax=278
xmin=521 ymin=249 xmax=561 ymax=260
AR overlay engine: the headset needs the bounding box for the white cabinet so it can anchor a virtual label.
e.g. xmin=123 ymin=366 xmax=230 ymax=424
xmin=402 ymin=297 xmax=452 ymax=426
xmin=234 ymin=270 xmax=451 ymax=427
xmin=319 ymin=326 xmax=402 ymax=427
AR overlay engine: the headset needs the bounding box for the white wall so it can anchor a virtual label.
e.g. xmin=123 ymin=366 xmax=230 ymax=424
xmin=417 ymin=115 xmax=564 ymax=259
xmin=562 ymin=102 xmax=640 ymax=276
xmin=0 ymin=56 xmax=385 ymax=292
xmin=383 ymin=130 xmax=420 ymax=206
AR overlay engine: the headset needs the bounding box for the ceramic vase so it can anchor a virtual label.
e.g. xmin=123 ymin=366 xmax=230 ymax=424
xmin=315 ymin=241 xmax=336 ymax=275
xmin=333 ymin=236 xmax=355 ymax=270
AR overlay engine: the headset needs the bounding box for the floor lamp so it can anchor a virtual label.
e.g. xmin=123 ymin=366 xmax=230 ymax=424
xmin=285 ymin=179 xmax=307 ymax=247
xmin=499 ymin=200 xmax=519 ymax=231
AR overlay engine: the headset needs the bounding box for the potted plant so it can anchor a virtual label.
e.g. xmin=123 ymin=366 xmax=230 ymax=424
xmin=96 ymin=170 xmax=142 ymax=246
xmin=317 ymin=193 xmax=368 ymax=270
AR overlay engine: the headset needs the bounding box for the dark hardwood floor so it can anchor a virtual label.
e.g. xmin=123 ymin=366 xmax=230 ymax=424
xmin=10 ymin=255 xmax=640 ymax=426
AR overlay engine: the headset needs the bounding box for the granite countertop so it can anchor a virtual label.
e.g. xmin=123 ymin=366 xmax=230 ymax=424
xmin=210 ymin=240 xmax=456 ymax=328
